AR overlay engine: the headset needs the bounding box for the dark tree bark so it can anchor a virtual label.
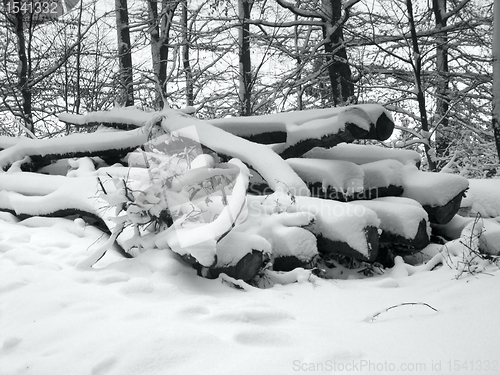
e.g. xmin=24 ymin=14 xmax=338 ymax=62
xmin=147 ymin=0 xmax=178 ymax=108
xmin=433 ymin=0 xmax=451 ymax=163
xmin=406 ymin=0 xmax=437 ymax=171
xmin=493 ymin=0 xmax=500 ymax=161
xmin=322 ymin=0 xmax=355 ymax=106
xmin=6 ymin=0 xmax=33 ymax=133
xmin=181 ymin=0 xmax=194 ymax=106
xmin=275 ymin=0 xmax=358 ymax=107
xmin=115 ymin=0 xmax=134 ymax=106
xmin=238 ymin=0 xmax=253 ymax=116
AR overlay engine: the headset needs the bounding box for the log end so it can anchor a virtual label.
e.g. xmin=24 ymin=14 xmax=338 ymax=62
xmin=316 ymin=225 xmax=379 ymax=262
xmin=424 ymin=190 xmax=466 ymax=224
xmin=201 ymin=250 xmax=267 ymax=282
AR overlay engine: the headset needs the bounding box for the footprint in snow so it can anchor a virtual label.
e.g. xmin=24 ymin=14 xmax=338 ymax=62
xmin=91 ymin=357 xmax=118 ymax=375
xmin=177 ymin=305 xmax=211 ymax=318
xmin=0 ymin=279 xmax=29 ymax=293
xmin=119 ymin=277 xmax=155 ymax=294
xmin=2 ymin=336 xmax=22 ymax=350
xmin=206 ymin=306 xmax=295 ymax=325
xmin=233 ymin=329 xmax=292 ymax=347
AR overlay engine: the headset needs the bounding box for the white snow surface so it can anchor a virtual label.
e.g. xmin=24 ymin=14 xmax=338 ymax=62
xmin=401 ymin=166 xmax=469 ymax=206
xmin=360 ymin=159 xmax=404 ymax=189
xmin=1 ymin=215 xmax=499 ymax=375
xmin=304 ymin=143 xmax=421 ymax=166
xmin=271 ymin=226 xmax=318 ymax=260
xmin=461 ymin=179 xmax=500 ymax=218
xmin=286 ymin=158 xmax=364 ymax=194
xmin=58 ymin=106 xmax=157 ymax=127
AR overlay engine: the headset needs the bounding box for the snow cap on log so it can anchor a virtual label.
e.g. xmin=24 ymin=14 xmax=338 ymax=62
xmin=304 ymin=143 xmax=421 ymax=166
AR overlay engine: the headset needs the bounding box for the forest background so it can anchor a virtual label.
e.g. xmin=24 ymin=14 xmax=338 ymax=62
xmin=0 ymin=0 xmax=497 ymax=176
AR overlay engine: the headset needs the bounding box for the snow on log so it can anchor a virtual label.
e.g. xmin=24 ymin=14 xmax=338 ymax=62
xmin=401 ymin=166 xmax=469 ymax=224
xmin=286 ymin=158 xmax=364 ymax=201
xmin=433 ymin=215 xmax=500 ymax=255
xmin=278 ymin=106 xmax=394 ymax=159
xmin=350 ymin=197 xmax=430 ymax=250
xmin=0 ymin=136 xmax=31 ymax=151
xmin=461 ymin=179 xmax=500 ymax=219
xmin=286 ymin=158 xmax=405 ymax=201
xmin=304 ymin=143 xmax=421 ymax=166
xmin=359 ymin=159 xmax=404 ymax=199
xmin=232 ymin=206 xmax=318 ymax=272
xmin=0 ymin=126 xmax=152 ymax=171
xmin=270 ymin=226 xmax=318 ymax=271
xmin=247 ymin=193 xmax=380 ymax=262
xmin=59 ymin=106 xmax=158 ymax=129
xmin=208 ymin=104 xmax=393 ymax=145
xmin=159 ymin=110 xmax=309 ymax=196
xmin=198 ymin=232 xmax=271 ymax=281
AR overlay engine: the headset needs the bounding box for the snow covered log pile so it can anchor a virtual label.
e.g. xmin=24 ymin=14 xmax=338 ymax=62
xmin=1 ymin=104 xmax=496 ymax=283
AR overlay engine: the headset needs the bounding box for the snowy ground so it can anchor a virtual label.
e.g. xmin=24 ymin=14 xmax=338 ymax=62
xmin=1 ymin=215 xmax=499 ymax=375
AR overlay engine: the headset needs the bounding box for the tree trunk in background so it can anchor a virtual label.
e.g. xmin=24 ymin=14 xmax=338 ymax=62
xmin=433 ymin=0 xmax=451 ymax=164
xmin=406 ymin=0 xmax=436 ymax=171
xmin=238 ymin=0 xmax=253 ymax=116
xmin=74 ymin=0 xmax=85 ymax=114
xmin=322 ymin=0 xmax=354 ymax=106
xmin=147 ymin=0 xmax=178 ymax=109
xmin=493 ymin=0 xmax=500 ymax=162
xmin=8 ymin=1 xmax=33 ymax=133
xmin=115 ymin=0 xmax=134 ymax=106
xmin=181 ymin=0 xmax=194 ymax=107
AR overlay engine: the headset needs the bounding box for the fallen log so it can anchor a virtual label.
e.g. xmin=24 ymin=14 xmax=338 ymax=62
xmin=304 ymin=143 xmax=421 ymax=166
xmin=58 ymin=108 xmax=309 ymax=196
xmin=401 ymin=166 xmax=469 ymax=224
xmin=247 ymin=194 xmax=381 ymax=262
xmin=208 ymin=104 xmax=394 ymax=150
xmin=0 ymin=126 xmax=152 ymax=171
xmin=278 ymin=107 xmax=394 ymax=159
xmin=350 ymin=197 xmax=430 ymax=251
xmin=286 ymin=158 xmax=364 ymax=201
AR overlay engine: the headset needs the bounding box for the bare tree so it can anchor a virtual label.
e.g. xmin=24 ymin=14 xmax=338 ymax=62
xmin=115 ymin=0 xmax=134 ymax=106
xmin=493 ymin=0 xmax=500 ymax=161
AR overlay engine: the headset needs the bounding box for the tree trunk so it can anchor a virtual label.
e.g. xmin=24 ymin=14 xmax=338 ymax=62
xmin=433 ymin=0 xmax=451 ymax=164
xmin=8 ymin=1 xmax=33 ymax=133
xmin=493 ymin=0 xmax=500 ymax=161
xmin=147 ymin=0 xmax=177 ymax=109
xmin=322 ymin=0 xmax=354 ymax=106
xmin=115 ymin=0 xmax=134 ymax=107
xmin=406 ymin=0 xmax=437 ymax=171
xmin=181 ymin=0 xmax=194 ymax=107
xmin=238 ymin=0 xmax=253 ymax=116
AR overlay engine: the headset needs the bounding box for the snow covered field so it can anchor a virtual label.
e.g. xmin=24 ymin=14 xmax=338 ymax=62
xmin=1 ymin=214 xmax=499 ymax=375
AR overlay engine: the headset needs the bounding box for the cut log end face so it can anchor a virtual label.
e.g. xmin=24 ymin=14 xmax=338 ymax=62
xmin=272 ymin=255 xmax=316 ymax=272
xmin=316 ymin=226 xmax=379 ymax=263
xmin=379 ymin=219 xmax=430 ymax=251
xmin=201 ymin=250 xmax=267 ymax=282
xmin=375 ymin=112 xmax=395 ymax=141
xmin=424 ymin=190 xmax=466 ymax=225
xmin=344 ymin=112 xmax=394 ymax=141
